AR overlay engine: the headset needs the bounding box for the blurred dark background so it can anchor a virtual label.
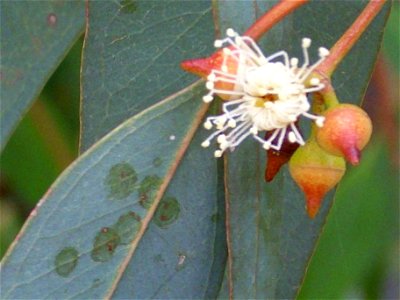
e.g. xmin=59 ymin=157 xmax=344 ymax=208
xmin=1 ymin=3 xmax=398 ymax=299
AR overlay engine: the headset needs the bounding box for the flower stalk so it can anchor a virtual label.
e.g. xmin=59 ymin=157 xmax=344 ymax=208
xmin=317 ymin=0 xmax=387 ymax=76
xmin=244 ymin=0 xmax=309 ymax=41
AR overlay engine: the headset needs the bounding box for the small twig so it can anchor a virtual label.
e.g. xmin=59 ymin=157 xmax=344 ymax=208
xmin=244 ymin=0 xmax=308 ymax=40
xmin=317 ymin=0 xmax=386 ymax=76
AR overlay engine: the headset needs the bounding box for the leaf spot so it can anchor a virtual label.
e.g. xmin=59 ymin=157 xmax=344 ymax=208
xmin=119 ymin=0 xmax=137 ymax=14
xmin=211 ymin=212 xmax=220 ymax=223
xmin=91 ymin=227 xmax=120 ymax=262
xmin=112 ymin=211 xmax=142 ymax=245
xmin=176 ymin=252 xmax=187 ymax=271
xmin=47 ymin=13 xmax=57 ymax=27
xmin=139 ymin=175 xmax=162 ymax=209
xmin=152 ymin=157 xmax=163 ymax=167
xmin=154 ymin=196 xmax=180 ymax=228
xmin=54 ymin=247 xmax=79 ymax=277
xmin=105 ymin=163 xmax=138 ymax=200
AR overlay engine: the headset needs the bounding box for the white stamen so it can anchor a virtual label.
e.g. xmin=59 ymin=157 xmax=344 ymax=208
xmin=250 ymin=126 xmax=258 ymax=135
xmin=310 ymin=77 xmax=320 ymax=86
xmin=201 ymin=140 xmax=210 ymax=148
xmin=204 ymin=120 xmax=213 ymax=130
xmin=288 ymin=132 xmax=297 ymax=143
xmin=214 ymin=40 xmax=223 ymax=48
xmin=290 ymin=57 xmax=299 ymax=68
xmin=217 ymin=134 xmax=227 ymax=144
xmin=203 ymin=95 xmax=213 ymax=103
xmin=200 ymin=31 xmax=328 ymax=157
xmin=223 ymin=48 xmax=231 ymax=55
xmin=214 ymin=150 xmax=223 ymax=158
xmin=216 ymin=116 xmax=227 ymax=126
xmin=207 ymin=73 xmax=216 ymax=81
xmin=316 ymin=117 xmax=325 ymax=127
xmin=302 ymin=38 xmax=311 ymax=48
xmin=290 ymin=123 xmax=305 ymax=145
xmin=226 ymin=28 xmax=236 ymax=37
xmin=263 ymin=142 xmax=271 ymax=150
xmin=228 ymin=119 xmax=236 ymax=128
xmin=319 ymin=47 xmax=330 ymax=57
xmin=206 ymin=81 xmax=214 ymax=90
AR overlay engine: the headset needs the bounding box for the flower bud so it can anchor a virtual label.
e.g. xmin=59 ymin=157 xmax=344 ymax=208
xmin=181 ymin=49 xmax=241 ymax=100
xmin=316 ymin=104 xmax=372 ymax=165
xmin=264 ymin=127 xmax=300 ymax=182
xmin=289 ymin=139 xmax=346 ymax=218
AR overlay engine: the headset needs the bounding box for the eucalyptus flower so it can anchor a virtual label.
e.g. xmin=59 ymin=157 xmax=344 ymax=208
xmin=200 ymin=29 xmax=329 ymax=157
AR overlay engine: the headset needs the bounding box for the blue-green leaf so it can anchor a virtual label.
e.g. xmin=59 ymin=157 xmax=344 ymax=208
xmin=0 ymin=1 xmax=85 ymax=149
xmin=80 ymin=0 xmax=215 ymax=151
xmin=1 ymin=82 xmax=225 ymax=299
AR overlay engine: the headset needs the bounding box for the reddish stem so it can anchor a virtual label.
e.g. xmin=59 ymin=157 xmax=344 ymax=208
xmin=244 ymin=0 xmax=309 ymax=40
xmin=317 ymin=0 xmax=386 ymax=75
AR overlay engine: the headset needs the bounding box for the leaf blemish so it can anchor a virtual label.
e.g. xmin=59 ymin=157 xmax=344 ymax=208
xmin=152 ymin=157 xmax=162 ymax=167
xmin=139 ymin=175 xmax=162 ymax=209
xmin=153 ymin=254 xmax=165 ymax=264
xmin=176 ymin=252 xmax=187 ymax=271
xmin=54 ymin=247 xmax=79 ymax=277
xmin=47 ymin=13 xmax=57 ymax=27
xmin=211 ymin=213 xmax=219 ymax=223
xmin=105 ymin=163 xmax=138 ymax=200
xmin=91 ymin=227 xmax=121 ymax=262
xmin=154 ymin=196 xmax=180 ymax=228
xmin=112 ymin=211 xmax=142 ymax=245
xmin=119 ymin=0 xmax=137 ymax=14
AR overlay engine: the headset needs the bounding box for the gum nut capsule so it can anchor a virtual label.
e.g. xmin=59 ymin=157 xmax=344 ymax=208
xmin=289 ymin=139 xmax=346 ymax=219
xmin=316 ymin=104 xmax=372 ymax=165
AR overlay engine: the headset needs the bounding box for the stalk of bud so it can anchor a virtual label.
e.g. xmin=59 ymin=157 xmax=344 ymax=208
xmin=289 ymin=138 xmax=346 ymax=218
xmin=316 ymin=104 xmax=372 ymax=165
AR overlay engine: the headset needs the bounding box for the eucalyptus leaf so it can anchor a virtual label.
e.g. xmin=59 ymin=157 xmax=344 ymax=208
xmin=80 ymin=0 xmax=214 ymax=151
xmin=0 ymin=82 xmax=225 ymax=299
xmin=0 ymin=0 xmax=85 ymax=149
xmin=111 ymin=111 xmax=227 ymax=299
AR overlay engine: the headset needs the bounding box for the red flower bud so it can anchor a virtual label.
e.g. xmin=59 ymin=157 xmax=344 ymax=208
xmin=316 ymin=104 xmax=372 ymax=165
xmin=181 ymin=54 xmax=216 ymax=78
xmin=181 ymin=49 xmax=240 ymax=101
xmin=289 ymin=139 xmax=346 ymax=218
xmin=264 ymin=126 xmax=300 ymax=182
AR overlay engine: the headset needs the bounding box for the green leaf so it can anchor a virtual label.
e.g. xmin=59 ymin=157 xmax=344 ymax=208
xmin=0 ymin=1 xmax=85 ymax=150
xmin=1 ymin=82 xmax=225 ymax=299
xmin=0 ymin=104 xmax=61 ymax=206
xmin=80 ymin=0 xmax=215 ymax=151
xmin=382 ymin=1 xmax=399 ymax=73
xmin=215 ymin=1 xmax=391 ymax=299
